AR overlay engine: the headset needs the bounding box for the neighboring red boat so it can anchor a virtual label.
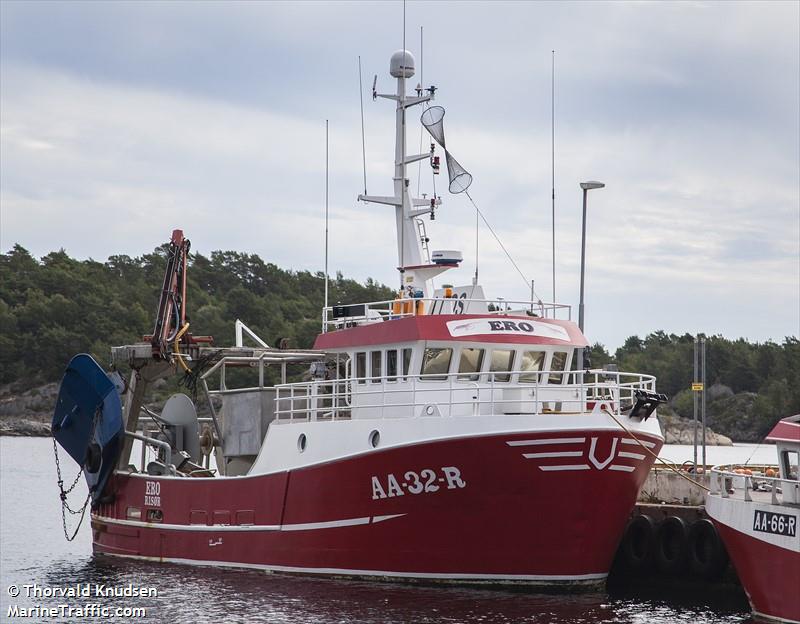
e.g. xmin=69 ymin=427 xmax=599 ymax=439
xmin=53 ymin=50 xmax=666 ymax=588
xmin=706 ymin=416 xmax=800 ymax=623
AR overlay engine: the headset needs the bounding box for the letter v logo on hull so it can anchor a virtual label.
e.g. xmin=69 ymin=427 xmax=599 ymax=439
xmin=588 ymin=437 xmax=618 ymax=470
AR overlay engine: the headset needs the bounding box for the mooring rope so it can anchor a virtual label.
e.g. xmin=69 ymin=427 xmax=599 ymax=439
xmin=602 ymin=406 xmax=710 ymax=492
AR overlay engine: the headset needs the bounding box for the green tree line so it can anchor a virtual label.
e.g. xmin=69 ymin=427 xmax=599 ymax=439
xmin=588 ymin=333 xmax=799 ymax=440
xmin=0 ymin=244 xmax=394 ymax=388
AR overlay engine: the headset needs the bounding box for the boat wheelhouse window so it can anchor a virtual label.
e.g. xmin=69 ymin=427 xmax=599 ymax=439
xmin=781 ymin=450 xmax=799 ymax=480
xmin=548 ymin=352 xmax=568 ymax=384
xmin=355 ymin=352 xmax=366 ymax=384
xmin=489 ymin=349 xmax=514 ymax=382
xmin=421 ymin=348 xmax=453 ymax=380
xmin=387 ymin=350 xmax=398 ymax=381
xmin=402 ymin=348 xmax=412 ymax=380
xmin=370 ymin=351 xmax=382 ymax=383
xmin=457 ymin=348 xmax=485 ymax=381
xmin=519 ymin=351 xmax=546 ymax=383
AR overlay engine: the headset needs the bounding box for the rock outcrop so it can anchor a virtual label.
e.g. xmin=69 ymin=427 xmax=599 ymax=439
xmin=0 ymin=383 xmax=57 ymax=436
xmin=657 ymin=409 xmax=733 ymax=446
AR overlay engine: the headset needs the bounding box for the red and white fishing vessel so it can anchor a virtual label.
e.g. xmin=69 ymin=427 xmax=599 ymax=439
xmin=53 ymin=50 xmax=666 ymax=588
xmin=706 ymin=416 xmax=800 ymax=623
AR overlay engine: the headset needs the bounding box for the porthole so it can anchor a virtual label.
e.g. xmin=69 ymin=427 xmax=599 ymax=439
xmin=425 ymin=405 xmax=435 ymax=416
xmin=297 ymin=433 xmax=307 ymax=452
xmin=369 ymin=430 xmax=380 ymax=448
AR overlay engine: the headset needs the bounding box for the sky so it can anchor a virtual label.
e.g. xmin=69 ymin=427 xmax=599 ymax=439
xmin=1 ymin=0 xmax=798 ymax=351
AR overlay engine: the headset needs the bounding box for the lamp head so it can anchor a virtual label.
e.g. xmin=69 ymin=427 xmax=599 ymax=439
xmin=580 ymin=181 xmax=605 ymax=190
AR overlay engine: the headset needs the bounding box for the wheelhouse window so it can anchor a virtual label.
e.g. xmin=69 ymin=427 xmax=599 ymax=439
xmin=402 ymin=348 xmax=412 ymax=380
xmin=489 ymin=349 xmax=514 ymax=382
xmin=519 ymin=350 xmax=545 ymax=383
xmin=548 ymin=352 xmax=568 ymax=384
xmin=386 ymin=350 xmax=398 ymax=381
xmin=370 ymin=350 xmax=382 ymax=383
xmin=781 ymin=450 xmax=799 ymax=480
xmin=355 ymin=352 xmax=366 ymax=384
xmin=457 ymin=348 xmax=484 ymax=381
xmin=421 ymin=347 xmax=453 ymax=381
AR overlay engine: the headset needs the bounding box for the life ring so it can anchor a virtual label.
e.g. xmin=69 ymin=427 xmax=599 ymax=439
xmin=655 ymin=515 xmax=689 ymax=575
xmin=620 ymin=514 xmax=656 ymax=573
xmin=687 ymin=519 xmax=729 ymax=580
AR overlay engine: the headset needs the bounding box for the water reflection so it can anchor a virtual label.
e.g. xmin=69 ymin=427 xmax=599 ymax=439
xmin=22 ymin=554 xmax=753 ymax=624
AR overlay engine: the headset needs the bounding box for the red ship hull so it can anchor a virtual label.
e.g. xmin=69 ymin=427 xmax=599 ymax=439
xmin=92 ymin=429 xmax=660 ymax=586
xmin=713 ymin=521 xmax=800 ymax=623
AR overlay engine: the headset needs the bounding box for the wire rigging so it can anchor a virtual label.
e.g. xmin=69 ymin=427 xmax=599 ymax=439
xmin=464 ymin=189 xmax=542 ymax=301
xmin=358 ymin=56 xmax=367 ymax=195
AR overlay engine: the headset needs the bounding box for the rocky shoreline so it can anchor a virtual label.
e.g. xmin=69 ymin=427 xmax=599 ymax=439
xmin=0 ymin=383 xmax=57 ymax=437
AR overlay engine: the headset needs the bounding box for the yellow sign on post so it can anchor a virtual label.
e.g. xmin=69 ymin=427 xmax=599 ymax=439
xmin=692 ymin=383 xmax=704 ymax=392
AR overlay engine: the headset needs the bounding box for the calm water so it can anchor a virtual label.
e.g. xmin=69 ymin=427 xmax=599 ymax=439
xmin=0 ymin=437 xmax=757 ymax=624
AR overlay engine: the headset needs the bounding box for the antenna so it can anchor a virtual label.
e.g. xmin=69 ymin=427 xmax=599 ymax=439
xmin=324 ymin=119 xmax=329 ymax=325
xmin=399 ymin=0 xmax=407 ymax=288
xmin=474 ymin=198 xmax=479 ymax=285
xmin=416 ymin=26 xmax=424 ymax=196
xmin=358 ymin=56 xmax=367 ymax=195
xmin=551 ymin=50 xmax=556 ymax=304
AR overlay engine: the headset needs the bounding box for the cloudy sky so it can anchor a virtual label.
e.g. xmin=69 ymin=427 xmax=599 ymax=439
xmin=1 ymin=1 xmax=798 ymax=350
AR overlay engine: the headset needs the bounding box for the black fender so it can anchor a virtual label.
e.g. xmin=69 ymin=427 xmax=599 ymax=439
xmin=688 ymin=519 xmax=729 ymax=580
xmin=621 ymin=514 xmax=656 ymax=573
xmin=655 ymin=515 xmax=689 ymax=575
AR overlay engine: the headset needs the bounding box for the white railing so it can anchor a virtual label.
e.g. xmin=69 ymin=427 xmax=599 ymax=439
xmin=322 ymin=297 xmax=572 ymax=332
xmin=710 ymin=465 xmax=800 ymax=506
xmin=273 ymin=369 xmax=656 ymax=422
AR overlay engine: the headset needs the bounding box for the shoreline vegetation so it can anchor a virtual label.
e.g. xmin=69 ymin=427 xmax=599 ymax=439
xmin=1 ymin=245 xmax=797 ymax=442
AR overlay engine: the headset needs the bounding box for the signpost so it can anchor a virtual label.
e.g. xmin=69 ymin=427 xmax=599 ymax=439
xmin=692 ymin=337 xmax=707 ymax=470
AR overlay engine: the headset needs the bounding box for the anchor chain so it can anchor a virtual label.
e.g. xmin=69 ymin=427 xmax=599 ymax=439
xmin=52 ymin=406 xmax=101 ymax=541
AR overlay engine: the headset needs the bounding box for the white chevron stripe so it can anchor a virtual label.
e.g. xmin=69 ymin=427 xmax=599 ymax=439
xmin=506 ymin=437 xmax=586 ymax=447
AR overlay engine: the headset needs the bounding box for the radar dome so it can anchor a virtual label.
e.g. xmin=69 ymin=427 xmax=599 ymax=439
xmin=390 ymin=50 xmax=415 ymax=78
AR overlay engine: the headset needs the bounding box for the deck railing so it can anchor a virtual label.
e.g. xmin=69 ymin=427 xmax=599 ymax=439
xmin=322 ymin=297 xmax=572 ymax=332
xmin=273 ymin=368 xmax=655 ymax=422
xmin=710 ymin=465 xmax=800 ymax=506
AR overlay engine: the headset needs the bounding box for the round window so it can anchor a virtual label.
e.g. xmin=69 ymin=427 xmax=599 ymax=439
xmin=297 ymin=433 xmax=307 ymax=452
xmin=369 ymin=430 xmax=380 ymax=448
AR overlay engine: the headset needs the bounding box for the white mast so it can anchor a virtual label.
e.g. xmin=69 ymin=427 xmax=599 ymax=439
xmin=359 ymin=50 xmax=445 ymax=299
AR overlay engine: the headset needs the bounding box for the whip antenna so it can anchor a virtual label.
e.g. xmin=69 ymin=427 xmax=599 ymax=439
xmin=416 ymin=26 xmax=424 ymax=196
xmin=358 ymin=56 xmax=368 ymax=195
xmin=551 ymin=50 xmax=556 ymax=304
xmin=324 ymin=119 xmax=330 ymax=325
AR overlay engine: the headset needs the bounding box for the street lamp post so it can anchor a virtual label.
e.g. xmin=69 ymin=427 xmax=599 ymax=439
xmin=577 ymin=181 xmax=605 ymax=372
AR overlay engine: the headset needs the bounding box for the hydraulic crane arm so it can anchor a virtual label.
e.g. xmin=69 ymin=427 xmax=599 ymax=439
xmin=151 ymin=229 xmax=190 ymax=360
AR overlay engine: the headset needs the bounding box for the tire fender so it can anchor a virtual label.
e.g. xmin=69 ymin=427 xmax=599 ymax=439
xmin=655 ymin=515 xmax=689 ymax=575
xmin=621 ymin=514 xmax=656 ymax=573
xmin=688 ymin=519 xmax=729 ymax=580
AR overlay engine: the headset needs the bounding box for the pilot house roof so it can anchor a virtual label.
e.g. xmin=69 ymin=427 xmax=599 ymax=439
xmin=314 ymin=314 xmax=589 ymax=350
